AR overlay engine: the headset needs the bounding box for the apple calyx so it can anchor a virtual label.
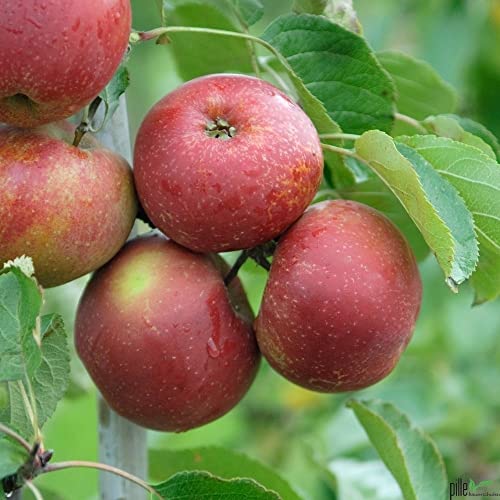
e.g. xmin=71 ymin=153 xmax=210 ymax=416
xmin=205 ymin=117 xmax=237 ymax=140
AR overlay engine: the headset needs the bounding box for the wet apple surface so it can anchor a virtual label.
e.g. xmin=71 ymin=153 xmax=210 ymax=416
xmin=75 ymin=233 xmax=260 ymax=432
xmin=256 ymin=200 xmax=422 ymax=392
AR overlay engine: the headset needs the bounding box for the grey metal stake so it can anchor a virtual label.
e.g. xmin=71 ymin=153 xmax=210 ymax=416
xmin=95 ymin=95 xmax=148 ymax=500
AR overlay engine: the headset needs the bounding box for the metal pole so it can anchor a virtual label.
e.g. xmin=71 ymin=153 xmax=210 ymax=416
xmin=95 ymin=96 xmax=148 ymax=500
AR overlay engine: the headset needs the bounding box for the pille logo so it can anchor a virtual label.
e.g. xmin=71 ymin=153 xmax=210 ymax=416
xmin=449 ymin=477 xmax=499 ymax=498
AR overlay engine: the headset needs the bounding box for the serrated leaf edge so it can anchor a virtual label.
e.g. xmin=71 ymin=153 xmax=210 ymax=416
xmin=347 ymin=398 xmax=448 ymax=500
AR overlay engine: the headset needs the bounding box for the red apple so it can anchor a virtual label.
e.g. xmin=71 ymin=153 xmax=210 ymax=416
xmin=0 ymin=122 xmax=137 ymax=287
xmin=0 ymin=0 xmax=131 ymax=127
xmin=134 ymin=74 xmax=323 ymax=253
xmin=75 ymin=233 xmax=260 ymax=432
xmin=256 ymin=200 xmax=422 ymax=392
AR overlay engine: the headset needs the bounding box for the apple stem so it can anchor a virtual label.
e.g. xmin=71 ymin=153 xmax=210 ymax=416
xmin=42 ymin=461 xmax=162 ymax=499
xmin=73 ymin=97 xmax=104 ymax=148
xmin=136 ymin=203 xmax=156 ymax=229
xmin=224 ymin=250 xmax=250 ymax=286
xmin=224 ymin=241 xmax=277 ymax=286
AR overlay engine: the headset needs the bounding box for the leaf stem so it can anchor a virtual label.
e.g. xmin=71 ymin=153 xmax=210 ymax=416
xmin=43 ymin=461 xmax=162 ymax=499
xmin=321 ymin=143 xmax=358 ymax=158
xmin=17 ymin=381 xmax=40 ymax=443
xmin=314 ymin=189 xmax=341 ymax=202
xmin=0 ymin=422 xmax=31 ymax=452
xmin=131 ymin=26 xmax=285 ymax=70
xmin=394 ymin=112 xmax=427 ymax=133
xmin=320 ymin=132 xmax=360 ymax=141
xmin=231 ymin=7 xmax=261 ymax=77
xmin=258 ymin=56 xmax=295 ymax=98
xmin=25 ymin=481 xmax=44 ymax=500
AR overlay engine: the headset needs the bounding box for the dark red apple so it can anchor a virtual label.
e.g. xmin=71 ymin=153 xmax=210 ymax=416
xmin=0 ymin=0 xmax=131 ymax=127
xmin=0 ymin=122 xmax=137 ymax=287
xmin=256 ymin=200 xmax=422 ymax=392
xmin=75 ymin=233 xmax=260 ymax=432
xmin=134 ymin=74 xmax=323 ymax=253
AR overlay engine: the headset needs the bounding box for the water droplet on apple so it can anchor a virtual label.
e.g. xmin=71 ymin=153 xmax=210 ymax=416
xmin=206 ymin=337 xmax=220 ymax=358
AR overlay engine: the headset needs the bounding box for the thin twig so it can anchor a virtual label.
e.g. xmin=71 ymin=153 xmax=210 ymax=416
xmin=394 ymin=112 xmax=427 ymax=133
xmin=0 ymin=422 xmax=31 ymax=452
xmin=320 ymin=132 xmax=360 ymax=141
xmin=25 ymin=481 xmax=44 ymax=500
xmin=43 ymin=461 xmax=162 ymax=499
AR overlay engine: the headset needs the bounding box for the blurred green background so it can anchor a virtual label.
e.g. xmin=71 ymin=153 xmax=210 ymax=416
xmin=33 ymin=0 xmax=500 ymax=498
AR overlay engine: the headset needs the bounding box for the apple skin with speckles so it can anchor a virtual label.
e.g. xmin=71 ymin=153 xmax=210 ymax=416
xmin=134 ymin=74 xmax=323 ymax=253
xmin=256 ymin=200 xmax=422 ymax=392
xmin=75 ymin=233 xmax=260 ymax=432
xmin=0 ymin=0 xmax=131 ymax=127
xmin=0 ymin=122 xmax=137 ymax=287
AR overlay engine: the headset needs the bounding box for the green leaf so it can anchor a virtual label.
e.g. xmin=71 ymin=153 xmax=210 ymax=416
xmin=230 ymin=0 xmax=264 ymax=27
xmin=477 ymin=480 xmax=493 ymax=489
xmin=153 ymin=470 xmax=281 ymax=499
xmin=442 ymin=114 xmax=500 ymax=162
xmin=399 ymin=135 xmax=500 ymax=303
xmin=292 ymin=0 xmax=328 ymax=15
xmin=377 ymin=50 xmax=457 ymax=121
xmin=261 ymin=14 xmax=395 ymax=134
xmin=323 ymin=155 xmax=356 ymax=189
xmin=355 ymin=130 xmax=478 ymax=289
xmin=347 ymin=399 xmax=448 ymax=500
xmin=149 ymin=446 xmax=302 ymax=500
xmin=323 ymin=0 xmax=363 ymax=34
xmin=99 ymin=64 xmax=130 ymax=125
xmin=423 ymin=115 xmax=496 ymax=160
xmin=162 ymin=0 xmax=253 ymax=80
xmin=0 ymin=314 xmax=70 ymax=439
xmin=0 ymin=267 xmax=42 ymax=382
xmin=0 ymin=439 xmax=26 ymax=483
xmin=337 ymin=178 xmax=430 ymax=261
xmin=328 ymin=459 xmax=402 ymax=500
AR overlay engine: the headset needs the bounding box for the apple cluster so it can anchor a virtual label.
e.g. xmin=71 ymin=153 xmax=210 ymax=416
xmin=0 ymin=2 xmax=422 ymax=433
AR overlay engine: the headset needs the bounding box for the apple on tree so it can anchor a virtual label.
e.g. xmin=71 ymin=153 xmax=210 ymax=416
xmin=0 ymin=121 xmax=137 ymax=288
xmin=75 ymin=233 xmax=260 ymax=432
xmin=256 ymin=200 xmax=422 ymax=392
xmin=0 ymin=0 xmax=131 ymax=127
xmin=134 ymin=73 xmax=324 ymax=253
